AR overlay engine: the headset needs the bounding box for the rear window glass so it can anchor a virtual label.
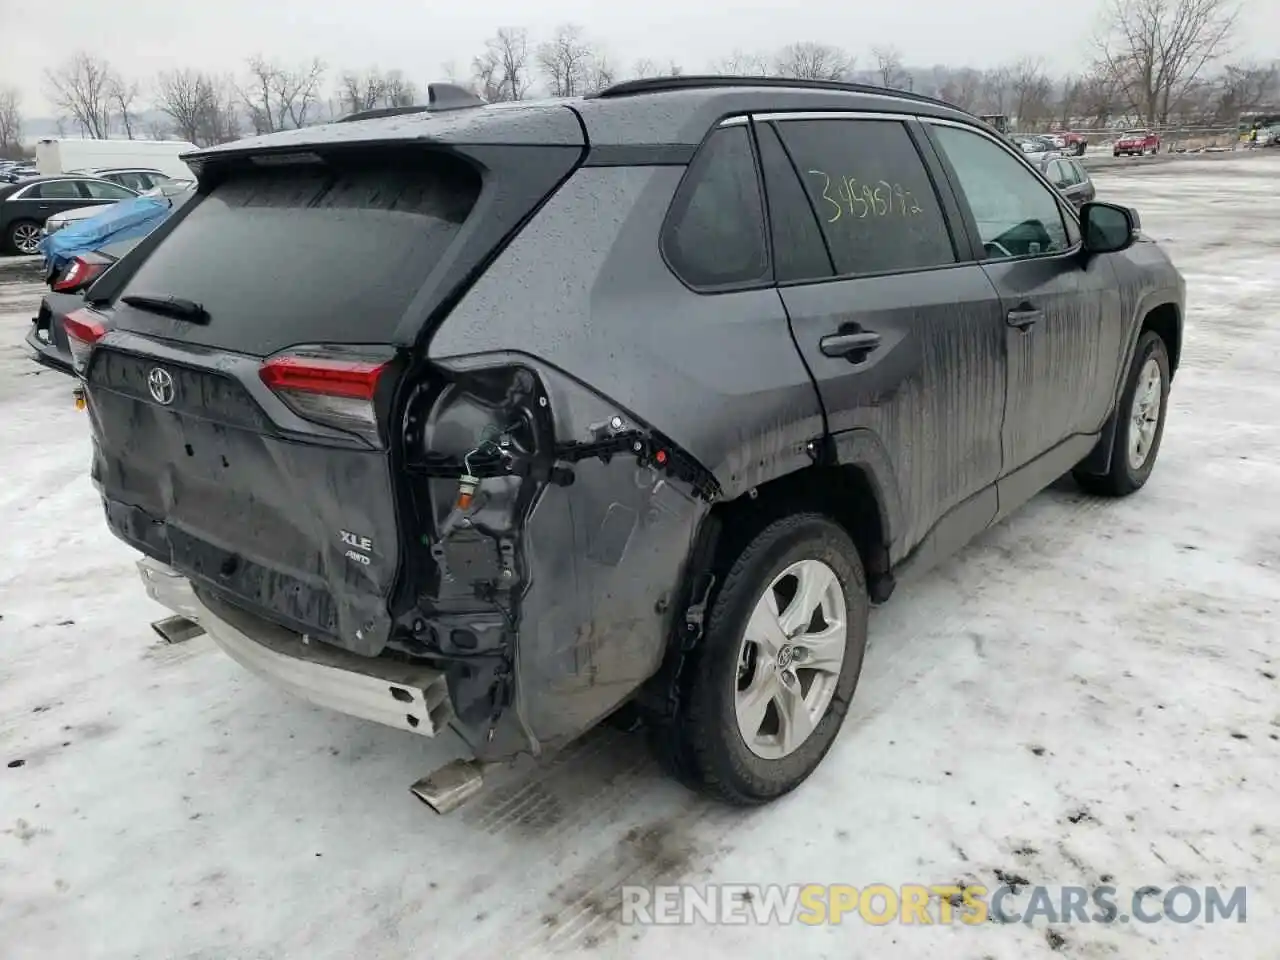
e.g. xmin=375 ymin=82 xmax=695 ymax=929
xmin=119 ymin=150 xmax=481 ymax=356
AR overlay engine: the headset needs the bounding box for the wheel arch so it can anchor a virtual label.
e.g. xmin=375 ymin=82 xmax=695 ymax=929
xmin=1077 ymin=296 xmax=1182 ymax=477
xmin=635 ymin=456 xmax=896 ymax=719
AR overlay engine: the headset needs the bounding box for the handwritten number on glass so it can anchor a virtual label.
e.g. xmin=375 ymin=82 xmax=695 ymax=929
xmin=809 ymin=170 xmax=842 ymax=222
xmin=808 ymin=170 xmax=924 ymax=223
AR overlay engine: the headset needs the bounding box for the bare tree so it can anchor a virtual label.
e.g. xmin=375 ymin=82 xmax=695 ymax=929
xmin=774 ymin=42 xmax=852 ymax=81
xmin=713 ymin=50 xmax=770 ymax=76
xmin=339 ymin=70 xmax=387 ymax=113
xmin=978 ymin=66 xmax=1013 ymax=115
xmin=1077 ymin=67 xmax=1125 ymax=126
xmin=382 ymin=70 xmax=417 ymax=108
xmin=938 ymin=67 xmax=984 ymax=111
xmin=872 ymin=46 xmax=905 ymax=88
xmin=338 ymin=69 xmax=418 ymax=114
xmin=1095 ymin=0 xmax=1239 ymax=125
xmin=1208 ymin=60 xmax=1280 ymax=122
xmin=109 ymin=77 xmax=140 ymax=139
xmin=1010 ymin=58 xmax=1054 ymax=128
xmin=242 ymin=56 xmax=326 ymax=134
xmin=474 ymin=28 xmax=532 ymax=102
xmin=154 ymin=69 xmax=241 ymax=147
xmin=472 ymin=54 xmax=505 ymax=103
xmin=537 ymin=24 xmax=595 ymax=97
xmin=45 ymin=52 xmax=116 ymax=138
xmin=584 ymin=53 xmax=617 ymax=95
xmin=155 ymin=69 xmax=212 ymax=143
xmin=0 ymin=87 xmax=22 ymax=159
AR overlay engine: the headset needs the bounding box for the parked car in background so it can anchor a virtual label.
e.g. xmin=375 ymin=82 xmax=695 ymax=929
xmin=1114 ymin=130 xmax=1161 ymax=157
xmin=1252 ymin=125 xmax=1280 ymax=147
xmin=0 ymin=176 xmax=138 ymax=254
xmin=72 ymin=167 xmax=173 ymax=192
xmin=1039 ymin=155 xmax=1096 ymax=208
xmin=1011 ymin=134 xmax=1063 ymax=165
xmin=27 ymin=181 xmax=196 ymax=372
xmin=1 ymin=163 xmax=40 ymax=184
xmin=70 ymin=77 xmax=1184 ymax=809
xmin=1056 ymin=131 xmax=1088 ymax=156
xmin=43 ymin=177 xmax=191 ymax=236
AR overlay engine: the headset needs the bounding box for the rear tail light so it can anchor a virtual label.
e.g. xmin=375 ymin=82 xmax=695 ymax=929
xmin=63 ymin=308 xmax=108 ymax=375
xmin=259 ymin=352 xmax=390 ymax=444
xmin=53 ymin=255 xmax=110 ymax=293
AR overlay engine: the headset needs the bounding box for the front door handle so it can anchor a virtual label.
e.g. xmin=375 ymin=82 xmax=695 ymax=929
xmin=819 ymin=330 xmax=882 ymax=362
xmin=1006 ymin=305 xmax=1043 ymax=330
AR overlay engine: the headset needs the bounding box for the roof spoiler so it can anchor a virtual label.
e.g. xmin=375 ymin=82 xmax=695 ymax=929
xmin=339 ymin=83 xmax=487 ymax=123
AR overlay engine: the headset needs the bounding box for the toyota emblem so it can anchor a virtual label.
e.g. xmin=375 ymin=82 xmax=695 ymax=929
xmin=147 ymin=367 xmax=176 ymax=405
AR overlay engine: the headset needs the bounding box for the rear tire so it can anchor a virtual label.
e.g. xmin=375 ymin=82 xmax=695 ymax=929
xmin=1074 ymin=330 xmax=1171 ymax=497
xmin=650 ymin=514 xmax=869 ymax=805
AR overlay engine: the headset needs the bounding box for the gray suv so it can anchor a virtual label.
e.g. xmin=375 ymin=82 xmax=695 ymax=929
xmin=73 ymin=77 xmax=1184 ymax=809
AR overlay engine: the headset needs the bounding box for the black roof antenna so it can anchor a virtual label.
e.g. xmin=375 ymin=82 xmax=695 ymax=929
xmin=338 ymin=83 xmax=487 ymax=123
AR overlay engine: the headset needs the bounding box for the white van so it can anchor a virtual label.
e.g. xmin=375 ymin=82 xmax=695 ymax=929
xmin=35 ymin=139 xmax=199 ymax=180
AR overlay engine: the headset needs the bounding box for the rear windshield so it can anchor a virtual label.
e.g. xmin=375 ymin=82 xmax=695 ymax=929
xmin=118 ymin=149 xmax=481 ymax=356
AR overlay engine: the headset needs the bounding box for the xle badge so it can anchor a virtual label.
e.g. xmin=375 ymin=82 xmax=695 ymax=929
xmin=340 ymin=530 xmax=373 ymax=566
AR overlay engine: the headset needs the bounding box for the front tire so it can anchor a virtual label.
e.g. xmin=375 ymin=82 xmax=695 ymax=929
xmin=650 ymin=514 xmax=869 ymax=805
xmin=1074 ymin=330 xmax=1171 ymax=497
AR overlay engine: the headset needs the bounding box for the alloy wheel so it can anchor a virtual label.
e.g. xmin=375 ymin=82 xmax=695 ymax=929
xmin=734 ymin=558 xmax=847 ymax=760
xmin=12 ymin=223 xmax=41 ymax=254
xmin=1127 ymin=356 xmax=1162 ymax=470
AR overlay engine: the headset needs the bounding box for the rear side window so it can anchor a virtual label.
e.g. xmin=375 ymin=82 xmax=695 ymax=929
xmin=119 ymin=150 xmax=481 ymax=356
xmin=755 ymin=123 xmax=833 ymax=283
xmin=776 ymin=119 xmax=957 ymax=277
xmin=662 ymin=125 xmax=769 ymax=289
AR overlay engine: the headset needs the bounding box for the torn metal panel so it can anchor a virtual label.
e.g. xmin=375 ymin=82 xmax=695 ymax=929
xmin=399 ymin=354 xmax=713 ymax=756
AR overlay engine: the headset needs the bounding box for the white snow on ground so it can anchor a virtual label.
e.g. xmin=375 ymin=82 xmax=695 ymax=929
xmin=2 ymin=156 xmax=1279 ymax=960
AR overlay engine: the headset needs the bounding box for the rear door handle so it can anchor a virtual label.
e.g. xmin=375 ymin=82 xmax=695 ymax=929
xmin=1006 ymin=305 xmax=1043 ymax=330
xmin=819 ymin=330 xmax=882 ymax=361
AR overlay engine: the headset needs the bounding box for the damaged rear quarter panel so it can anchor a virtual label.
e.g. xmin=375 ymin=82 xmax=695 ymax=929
xmin=427 ymin=166 xmax=826 ymax=749
xmin=433 ymin=355 xmax=710 ymax=749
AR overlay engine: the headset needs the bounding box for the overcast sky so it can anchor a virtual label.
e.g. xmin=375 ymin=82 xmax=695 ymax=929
xmin=1 ymin=0 xmax=1275 ymax=116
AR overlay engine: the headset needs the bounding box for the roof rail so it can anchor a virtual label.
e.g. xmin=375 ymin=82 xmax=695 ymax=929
xmin=590 ymin=74 xmax=963 ymax=114
xmin=338 ymin=82 xmax=487 ymax=123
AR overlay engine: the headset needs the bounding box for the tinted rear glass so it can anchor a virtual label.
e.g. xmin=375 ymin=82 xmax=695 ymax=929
xmin=118 ymin=149 xmax=481 ymax=356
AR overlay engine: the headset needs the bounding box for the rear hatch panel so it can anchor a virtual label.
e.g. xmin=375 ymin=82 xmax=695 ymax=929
xmin=87 ymin=334 xmax=402 ymax=655
xmin=85 ymin=122 xmax=585 ymax=659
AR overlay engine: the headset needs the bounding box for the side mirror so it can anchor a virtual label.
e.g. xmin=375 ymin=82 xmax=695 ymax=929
xmin=1081 ymin=202 xmax=1140 ymax=254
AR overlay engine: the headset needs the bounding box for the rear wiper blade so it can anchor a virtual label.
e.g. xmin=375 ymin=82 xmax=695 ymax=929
xmin=120 ymin=294 xmax=210 ymax=324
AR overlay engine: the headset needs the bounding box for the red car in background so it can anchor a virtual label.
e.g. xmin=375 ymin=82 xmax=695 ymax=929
xmin=1114 ymin=130 xmax=1161 ymax=157
xmin=1059 ymin=131 xmax=1088 ymax=155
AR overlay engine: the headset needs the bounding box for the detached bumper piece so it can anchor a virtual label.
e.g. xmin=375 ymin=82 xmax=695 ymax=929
xmin=137 ymin=557 xmax=454 ymax=737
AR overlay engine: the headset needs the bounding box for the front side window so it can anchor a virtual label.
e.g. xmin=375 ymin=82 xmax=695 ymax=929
xmin=113 ymin=172 xmax=149 ymax=192
xmin=81 ymin=180 xmax=136 ymax=200
xmin=776 ymin=118 xmax=956 ymax=277
xmin=931 ymin=124 xmax=1070 ymax=260
xmin=662 ymin=125 xmax=770 ymax=289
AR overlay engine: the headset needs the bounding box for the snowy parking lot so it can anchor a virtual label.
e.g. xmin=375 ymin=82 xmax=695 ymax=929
xmin=2 ymin=155 xmax=1278 ymax=959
